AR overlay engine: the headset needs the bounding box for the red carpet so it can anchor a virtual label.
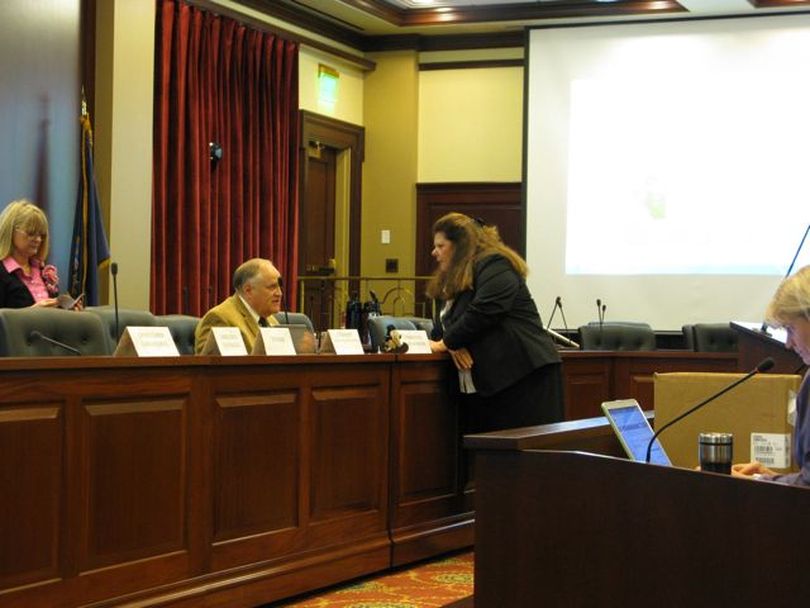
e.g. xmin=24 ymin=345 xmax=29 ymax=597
xmin=272 ymin=551 xmax=474 ymax=607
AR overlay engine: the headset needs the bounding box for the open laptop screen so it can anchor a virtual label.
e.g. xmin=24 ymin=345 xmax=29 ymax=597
xmin=602 ymin=399 xmax=672 ymax=466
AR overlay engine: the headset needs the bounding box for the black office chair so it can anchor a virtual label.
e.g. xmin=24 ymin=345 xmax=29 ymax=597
xmin=682 ymin=324 xmax=696 ymax=351
xmin=85 ymin=306 xmax=157 ymax=353
xmin=156 ymin=314 xmax=199 ymax=355
xmin=578 ymin=322 xmax=655 ymax=351
xmin=692 ymin=323 xmax=738 ymax=352
xmin=0 ymin=308 xmax=110 ymax=356
xmin=272 ymin=312 xmax=315 ymax=332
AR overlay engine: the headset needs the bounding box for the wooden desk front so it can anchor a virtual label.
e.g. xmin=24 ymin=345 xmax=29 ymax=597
xmin=0 ymin=350 xmax=737 ymax=607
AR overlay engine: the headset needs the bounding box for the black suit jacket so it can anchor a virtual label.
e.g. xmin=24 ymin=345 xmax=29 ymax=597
xmin=0 ymin=263 xmax=35 ymax=308
xmin=437 ymin=254 xmax=560 ymax=397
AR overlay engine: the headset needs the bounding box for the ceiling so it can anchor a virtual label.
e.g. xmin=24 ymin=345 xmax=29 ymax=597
xmin=257 ymin=0 xmax=810 ymax=48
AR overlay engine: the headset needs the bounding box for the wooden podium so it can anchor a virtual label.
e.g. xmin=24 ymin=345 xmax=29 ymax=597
xmin=731 ymin=320 xmax=803 ymax=374
xmin=466 ymin=417 xmax=810 ymax=606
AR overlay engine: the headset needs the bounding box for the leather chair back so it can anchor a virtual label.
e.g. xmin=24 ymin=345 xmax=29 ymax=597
xmin=682 ymin=324 xmax=696 ymax=350
xmin=692 ymin=323 xmax=738 ymax=352
xmin=86 ymin=306 xmax=157 ymax=353
xmin=273 ymin=312 xmax=315 ymax=332
xmin=404 ymin=316 xmax=435 ymax=336
xmin=578 ymin=322 xmax=656 ymax=351
xmin=0 ymin=308 xmax=109 ymax=356
xmin=156 ymin=314 xmax=199 ymax=355
xmin=367 ymin=316 xmax=417 ymax=351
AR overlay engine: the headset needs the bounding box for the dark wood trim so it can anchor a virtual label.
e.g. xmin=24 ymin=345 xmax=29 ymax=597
xmin=300 ymin=111 xmax=365 ymax=278
xmin=394 ymin=1 xmax=686 ymax=27
xmin=419 ymin=59 xmax=524 ymax=71
xmin=314 ymin=0 xmax=686 ymax=27
xmin=189 ymin=0 xmax=376 ymax=71
xmin=240 ymin=0 xmax=368 ymax=49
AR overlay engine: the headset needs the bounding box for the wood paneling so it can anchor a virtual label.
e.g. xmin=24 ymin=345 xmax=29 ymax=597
xmin=0 ymin=404 xmax=62 ymax=590
xmin=81 ymin=399 xmax=187 ymax=570
xmin=213 ymin=392 xmax=300 ymax=542
xmin=0 ymin=351 xmax=740 ymax=607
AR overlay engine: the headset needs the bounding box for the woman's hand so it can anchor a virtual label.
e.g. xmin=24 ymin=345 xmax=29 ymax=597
xmin=731 ymin=461 xmax=777 ymax=479
xmin=429 ymin=339 xmax=448 ymax=353
xmin=449 ymin=347 xmax=474 ymax=371
xmin=31 ymin=298 xmax=58 ymax=308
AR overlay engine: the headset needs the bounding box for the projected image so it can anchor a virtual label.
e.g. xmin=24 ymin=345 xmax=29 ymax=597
xmin=564 ymin=73 xmax=810 ymax=276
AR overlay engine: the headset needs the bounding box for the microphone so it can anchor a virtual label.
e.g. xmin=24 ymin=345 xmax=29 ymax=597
xmin=601 ymin=303 xmax=607 ymax=324
xmin=547 ymin=296 xmax=561 ymax=328
xmin=596 ymin=299 xmax=603 ymax=331
xmin=111 ymin=262 xmax=119 ymax=341
xmin=559 ymin=297 xmax=570 ymax=332
xmin=645 ymin=357 xmax=775 ymax=464
xmin=761 ymin=223 xmax=809 ymax=332
xmin=546 ymin=327 xmax=579 ymax=349
xmin=29 ymin=330 xmax=81 ymax=356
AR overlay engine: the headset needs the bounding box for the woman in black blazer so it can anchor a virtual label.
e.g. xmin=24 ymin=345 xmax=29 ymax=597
xmin=428 ymin=212 xmax=564 ymax=432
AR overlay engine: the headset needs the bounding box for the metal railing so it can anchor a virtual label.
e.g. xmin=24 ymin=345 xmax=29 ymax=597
xmin=296 ymin=275 xmax=437 ymax=332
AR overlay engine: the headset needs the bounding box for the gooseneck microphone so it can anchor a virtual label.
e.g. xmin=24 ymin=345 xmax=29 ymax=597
xmin=29 ymin=330 xmax=81 ymax=356
xmin=558 ymin=297 xmax=570 ymax=332
xmin=111 ymin=262 xmax=120 ymax=340
xmin=644 ymin=357 xmax=775 ymax=463
xmin=547 ymin=296 xmax=561 ymax=328
xmin=761 ymin=223 xmax=809 ymax=332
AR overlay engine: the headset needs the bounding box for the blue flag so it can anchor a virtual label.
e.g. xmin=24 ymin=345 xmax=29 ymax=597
xmin=69 ymin=108 xmax=110 ymax=305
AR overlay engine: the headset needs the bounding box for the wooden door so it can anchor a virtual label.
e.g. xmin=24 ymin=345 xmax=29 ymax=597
xmin=299 ymin=145 xmax=337 ymax=330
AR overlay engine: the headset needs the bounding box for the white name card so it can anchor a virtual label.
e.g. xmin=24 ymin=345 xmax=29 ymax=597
xmin=202 ymin=327 xmax=247 ymax=356
xmin=253 ymin=327 xmax=297 ymax=356
xmin=320 ymin=329 xmax=364 ymax=355
xmin=396 ymin=329 xmax=432 ymax=354
xmin=114 ymin=326 xmax=180 ymax=357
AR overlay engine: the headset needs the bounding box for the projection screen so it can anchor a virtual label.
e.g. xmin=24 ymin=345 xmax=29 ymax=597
xmin=525 ymin=15 xmax=810 ymax=330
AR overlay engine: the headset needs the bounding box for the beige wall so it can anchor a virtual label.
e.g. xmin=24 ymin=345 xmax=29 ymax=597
xmin=418 ymin=66 xmax=523 ymax=183
xmin=299 ymin=48 xmax=365 ymax=126
xmin=94 ymin=0 xmax=155 ymax=310
xmin=361 ymin=51 xmax=419 ymax=287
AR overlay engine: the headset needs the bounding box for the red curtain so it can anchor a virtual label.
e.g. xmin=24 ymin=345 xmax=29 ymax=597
xmin=152 ymin=0 xmax=300 ymax=315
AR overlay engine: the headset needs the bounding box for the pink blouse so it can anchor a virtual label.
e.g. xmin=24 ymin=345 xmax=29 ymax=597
xmin=2 ymin=257 xmax=52 ymax=303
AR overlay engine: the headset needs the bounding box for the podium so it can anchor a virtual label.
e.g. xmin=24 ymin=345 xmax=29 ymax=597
xmin=731 ymin=321 xmax=803 ymax=374
xmin=465 ymin=417 xmax=810 ymax=606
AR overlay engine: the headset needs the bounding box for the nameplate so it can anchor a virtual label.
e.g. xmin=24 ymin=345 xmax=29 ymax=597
xmin=396 ymin=330 xmax=432 ymax=354
xmin=319 ymin=329 xmax=364 ymax=355
xmin=202 ymin=327 xmax=247 ymax=356
xmin=253 ymin=327 xmax=297 ymax=356
xmin=114 ymin=326 xmax=180 ymax=357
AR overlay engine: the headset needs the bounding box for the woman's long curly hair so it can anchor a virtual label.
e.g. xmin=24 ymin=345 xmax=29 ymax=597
xmin=426 ymin=212 xmax=527 ymax=300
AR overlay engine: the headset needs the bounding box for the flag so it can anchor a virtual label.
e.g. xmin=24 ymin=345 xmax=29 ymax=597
xmin=69 ymin=97 xmax=110 ymax=305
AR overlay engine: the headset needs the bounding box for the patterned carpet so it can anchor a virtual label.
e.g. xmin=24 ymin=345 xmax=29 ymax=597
xmin=271 ymin=551 xmax=474 ymax=608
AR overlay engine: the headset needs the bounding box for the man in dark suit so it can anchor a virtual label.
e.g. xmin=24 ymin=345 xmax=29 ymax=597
xmin=194 ymin=258 xmax=281 ymax=354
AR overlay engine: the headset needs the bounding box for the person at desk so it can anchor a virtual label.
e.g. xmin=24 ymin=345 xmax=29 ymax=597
xmin=733 ymin=265 xmax=810 ymax=486
xmin=194 ymin=258 xmax=281 ymax=354
xmin=427 ymin=212 xmax=564 ymax=432
xmin=0 ymin=199 xmax=60 ymax=308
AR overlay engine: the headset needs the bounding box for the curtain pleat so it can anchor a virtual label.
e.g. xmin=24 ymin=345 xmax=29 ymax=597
xmin=152 ymin=0 xmax=300 ymax=315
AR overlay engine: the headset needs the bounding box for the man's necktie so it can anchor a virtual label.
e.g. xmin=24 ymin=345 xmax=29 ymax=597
xmin=258 ymin=317 xmax=269 ymax=327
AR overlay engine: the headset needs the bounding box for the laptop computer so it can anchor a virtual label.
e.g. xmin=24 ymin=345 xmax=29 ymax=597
xmin=601 ymin=399 xmax=672 ymax=466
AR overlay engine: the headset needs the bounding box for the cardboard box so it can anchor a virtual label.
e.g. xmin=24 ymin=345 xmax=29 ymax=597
xmin=654 ymin=373 xmax=801 ymax=472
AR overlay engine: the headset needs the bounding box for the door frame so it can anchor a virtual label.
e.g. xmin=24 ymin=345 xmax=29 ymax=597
xmin=299 ymin=111 xmax=364 ymax=278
